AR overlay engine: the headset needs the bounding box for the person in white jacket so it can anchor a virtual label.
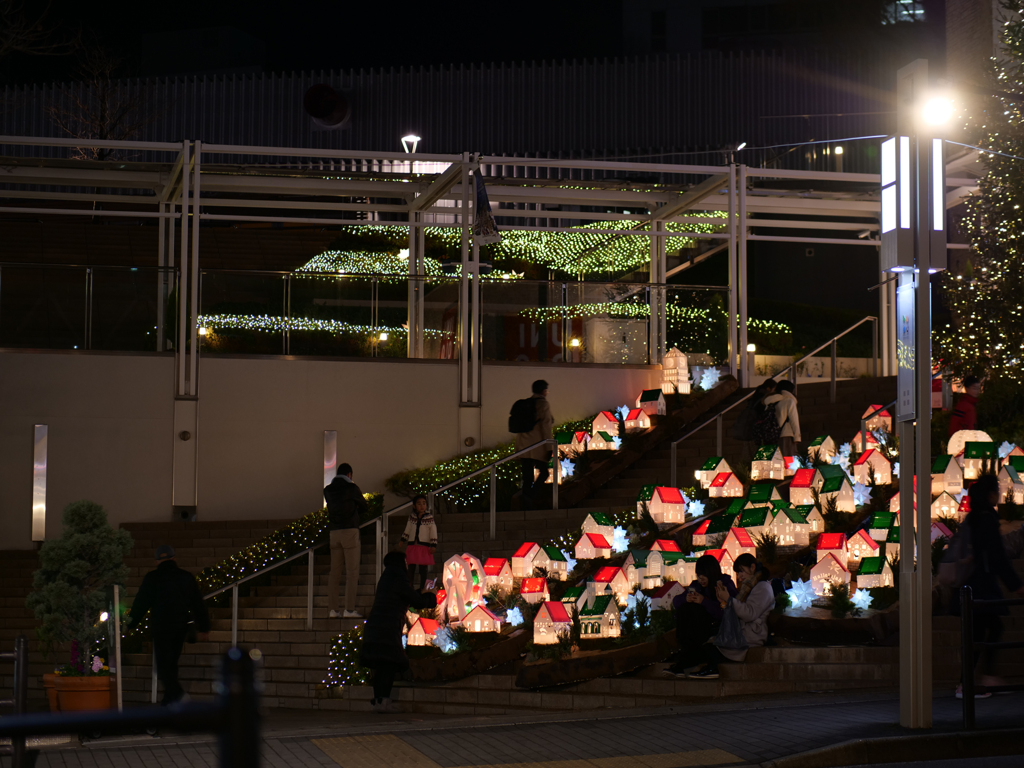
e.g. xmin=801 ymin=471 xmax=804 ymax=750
xmin=761 ymin=379 xmax=801 ymax=457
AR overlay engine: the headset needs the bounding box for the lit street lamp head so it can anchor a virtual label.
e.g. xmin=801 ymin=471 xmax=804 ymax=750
xmin=921 ymin=97 xmax=953 ymax=126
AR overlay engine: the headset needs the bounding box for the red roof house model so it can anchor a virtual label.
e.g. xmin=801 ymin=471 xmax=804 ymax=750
xmin=854 ymin=449 xmax=879 ymax=466
xmin=540 ymin=601 xmax=571 ymax=623
xmin=729 ymin=527 xmax=755 ymax=547
xmin=655 ymin=487 xmax=685 ymax=504
xmin=849 ymin=529 xmax=879 ymax=551
xmin=711 ymin=473 xmax=734 ymax=487
xmin=521 ymin=577 xmax=547 ymax=594
xmin=484 ymin=558 xmax=508 ymax=575
xmin=626 ymin=408 xmax=644 ymax=420
xmin=694 ymin=519 xmax=711 ymax=535
xmin=817 ymin=533 xmax=848 ymax=551
xmin=652 ymin=581 xmax=681 ymax=598
xmin=594 ymin=565 xmax=623 ymax=583
xmin=585 ymin=533 xmax=611 ymax=548
xmin=791 ymin=468 xmax=817 ymax=488
xmin=818 ymin=552 xmax=850 ymax=573
xmin=414 ymin=617 xmax=439 ymax=634
xmin=513 ymin=542 xmax=539 ymax=558
xmin=705 ymin=548 xmax=728 ymax=562
xmin=654 ymin=539 xmax=682 ymax=552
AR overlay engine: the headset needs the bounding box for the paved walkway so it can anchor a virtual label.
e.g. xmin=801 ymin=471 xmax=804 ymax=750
xmin=20 ymin=690 xmax=1024 ymax=768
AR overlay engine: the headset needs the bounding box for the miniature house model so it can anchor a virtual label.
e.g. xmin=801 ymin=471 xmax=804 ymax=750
xmin=533 ymin=601 xmax=572 ymax=645
xmin=931 ymin=454 xmax=964 ymax=496
xmin=1003 ymin=445 xmax=1024 ymax=466
xmin=853 ymin=449 xmax=892 ymax=485
xmin=709 ymin=472 xmax=744 ymax=498
xmin=561 ymin=586 xmax=586 ymax=610
xmin=751 ymin=445 xmax=786 ymax=481
xmin=769 ymin=506 xmax=812 ymax=547
xmin=850 ymin=429 xmax=880 ymax=453
xmin=461 ymin=604 xmax=501 ymax=633
xmin=650 ymin=581 xmax=685 ymax=611
xmin=807 ymin=435 xmax=837 ymax=464
xmin=570 ymin=430 xmax=591 ymax=452
xmin=624 ymin=550 xmax=664 ymax=589
xmin=581 ymin=512 xmax=615 ymax=541
xmin=624 ymin=408 xmax=651 ymax=430
xmin=796 ymin=504 xmax=824 ymax=533
xmin=519 ymin=577 xmax=550 ymax=604
xmin=816 ymin=532 xmax=849 ymax=568
xmin=789 ymin=468 xmax=823 ymax=507
xmin=868 ymin=511 xmax=897 ymax=542
xmin=511 ymin=542 xmax=542 ymax=578
xmin=704 ymin=548 xmax=735 ymax=577
xmin=636 ymin=389 xmax=667 ymax=417
xmin=931 ymin=491 xmax=960 ymax=520
xmin=862 ymin=404 xmax=893 ymax=432
xmin=661 ymin=347 xmax=690 ymax=395
xmin=579 ymin=595 xmax=621 ymax=638
xmin=846 ymin=529 xmax=880 ymax=563
xmin=535 ymin=546 xmax=569 ymax=580
xmin=963 ymin=441 xmax=998 ymax=481
xmin=483 ymin=558 xmax=514 ymax=592
xmin=651 ymin=539 xmax=682 ymax=553
xmin=811 ymin=553 xmax=850 ymax=595
xmin=738 ymin=507 xmax=772 ymax=539
xmin=855 ymin=555 xmax=894 ymax=589
xmin=692 ymin=512 xmax=738 ymax=547
xmin=589 ymin=431 xmax=619 ymax=451
xmin=593 ymin=565 xmax=631 ymax=603
xmin=592 ymin=411 xmax=620 ymax=435
xmin=646 ymin=487 xmax=688 ymax=525
xmin=663 ymin=553 xmax=692 ymax=584
xmin=999 ymin=464 xmax=1024 ymax=504
xmin=696 ymin=457 xmax=731 ymax=489
xmin=723 ymin=527 xmax=756 ymax=561
xmin=819 ymin=475 xmax=856 ymax=513
xmin=407 ymin=617 xmax=440 ymax=646
xmin=930 ymin=520 xmax=954 ymax=543
xmin=575 ymin=532 xmax=613 ymax=560
xmin=747 ymin=483 xmax=783 ymax=506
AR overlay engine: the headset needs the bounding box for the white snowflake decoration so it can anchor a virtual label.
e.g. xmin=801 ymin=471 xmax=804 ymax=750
xmin=785 ymin=579 xmax=817 ymax=610
xmin=955 ymin=487 xmax=967 ymax=504
xmin=999 ymin=441 xmax=1016 ymax=459
xmin=893 ymin=462 xmax=900 ymax=479
xmin=560 ymin=458 xmax=575 ymax=478
xmin=611 ymin=526 xmax=629 ymax=553
xmin=560 ymin=550 xmax=578 ymax=573
xmin=839 ymin=442 xmax=852 ymax=458
xmin=850 ymin=589 xmax=873 ymax=612
xmin=626 ymin=590 xmax=649 ymax=613
xmin=434 ymin=626 xmax=457 ymax=653
xmin=505 ymin=606 xmax=524 ymax=627
xmin=788 ymin=457 xmax=803 ymax=471
xmin=617 ymin=404 xmax=631 ymax=421
xmin=611 ymin=436 xmax=622 ymax=450
xmin=699 ymin=368 xmax=721 ymax=391
xmin=402 ymin=634 xmax=408 ymax=648
xmin=852 ymin=482 xmax=872 ymax=506
xmin=688 ymin=499 xmax=706 ymax=518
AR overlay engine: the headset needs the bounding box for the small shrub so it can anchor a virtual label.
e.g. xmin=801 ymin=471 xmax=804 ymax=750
xmin=773 ymin=589 xmax=791 ymax=615
xmin=825 ymin=580 xmax=861 ymax=619
xmin=755 ymin=532 xmax=779 ymax=564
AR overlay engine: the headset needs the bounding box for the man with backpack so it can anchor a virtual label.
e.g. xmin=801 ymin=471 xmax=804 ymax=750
xmin=760 ymin=380 xmax=801 ymax=456
xmin=510 ymin=380 xmax=554 ymax=509
xmin=733 ymin=379 xmax=776 ymax=464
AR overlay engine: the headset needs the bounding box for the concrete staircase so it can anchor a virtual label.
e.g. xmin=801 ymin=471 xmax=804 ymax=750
xmin=580 ymin=376 xmax=898 ymax=508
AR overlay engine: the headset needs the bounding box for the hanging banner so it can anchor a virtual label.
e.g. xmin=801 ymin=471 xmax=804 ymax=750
xmin=896 ymin=275 xmax=915 ymax=422
xmin=473 ymin=173 xmax=501 ymax=245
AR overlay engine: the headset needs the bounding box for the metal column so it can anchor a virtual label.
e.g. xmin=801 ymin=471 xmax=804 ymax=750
xmin=407 ymin=211 xmax=425 ymax=358
xmin=727 ymin=165 xmax=738 ymax=378
xmin=738 ymin=165 xmax=749 ymax=387
xmin=176 ymin=141 xmax=190 ymax=397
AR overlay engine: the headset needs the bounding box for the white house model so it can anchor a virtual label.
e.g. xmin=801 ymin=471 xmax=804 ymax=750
xmin=534 ymin=546 xmax=569 ymax=580
xmin=930 ymin=520 xmax=954 ymax=543
xmin=931 ymin=454 xmax=964 ymax=497
xmin=704 ymin=548 xmax=735 ymax=577
xmin=570 ymin=430 xmax=591 ymax=453
xmin=519 ymin=577 xmax=550 ymax=604
xmin=407 ymin=617 xmax=440 ymax=646
xmin=999 ymin=464 xmax=1024 ymax=504
xmin=511 ymin=542 xmax=542 ymax=578
xmin=709 ymin=472 xmax=744 ymax=498
xmin=795 ymin=504 xmax=825 ymax=533
xmin=723 ymin=527 xmax=756 ymax=561
xmin=816 ymin=533 xmax=849 ymax=568
xmin=575 ymin=532 xmax=613 ymax=561
xmin=963 ymin=441 xmax=998 ymax=481
xmin=853 ymin=449 xmax=892 ymax=485
xmin=646 ymin=486 xmax=688 ymax=525
xmin=461 ymin=605 xmax=501 ymax=633
xmin=593 ymin=565 xmax=631 ymax=603
xmin=751 ymin=444 xmax=786 ymax=481
xmin=768 ymin=506 xmax=812 ymax=547
xmin=589 ymin=431 xmax=619 ymax=451
xmin=931 ymin=491 xmax=960 ymax=520
xmin=789 ymin=468 xmax=823 ymax=507
xmin=851 ymin=429 xmax=880 ymax=453
xmin=624 ymin=408 xmax=651 ymax=430
xmin=855 ymin=555 xmax=894 ymax=589
xmin=483 ymin=558 xmax=514 ymax=592
xmin=868 ymin=511 xmax=897 ymax=542
xmin=807 ymin=435 xmax=837 ymax=464
xmin=696 ymin=456 xmax=731 ymax=489
xmin=650 ymin=581 xmax=685 ymax=611
xmin=738 ymin=507 xmax=772 ymax=539
xmin=581 ymin=511 xmax=616 ymax=541
xmin=579 ymin=595 xmax=621 ymax=638
xmin=811 ymin=553 xmax=851 ymax=596
xmin=819 ymin=475 xmax=856 ymax=513
xmin=533 ymin=601 xmax=572 ymax=645
xmin=861 ymin=404 xmax=893 ymax=432
xmin=592 ymin=411 xmax=620 ymax=435
xmin=636 ymin=389 xmax=667 ymax=417
xmin=846 ymin=529 xmax=880 ymax=563
xmin=661 ymin=346 xmax=690 ymax=395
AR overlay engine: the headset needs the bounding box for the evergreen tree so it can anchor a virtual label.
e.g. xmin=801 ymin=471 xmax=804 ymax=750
xmin=936 ymin=2 xmax=1024 ymax=384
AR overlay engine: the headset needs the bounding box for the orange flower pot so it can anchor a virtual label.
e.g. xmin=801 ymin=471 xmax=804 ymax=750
xmin=42 ymin=673 xmax=59 ymax=712
xmin=54 ymin=675 xmax=113 ymax=711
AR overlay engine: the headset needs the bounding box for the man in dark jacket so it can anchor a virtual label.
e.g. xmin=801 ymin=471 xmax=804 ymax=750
xmin=127 ymin=545 xmax=210 ymax=705
xmin=949 ymin=375 xmax=981 ymax=436
xmin=325 ymin=462 xmax=369 ymax=619
xmin=359 ymin=551 xmax=437 ymax=713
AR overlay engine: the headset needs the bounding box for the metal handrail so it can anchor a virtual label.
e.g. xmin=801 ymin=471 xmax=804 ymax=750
xmin=960 ymin=586 xmax=1024 ymax=728
xmin=0 ymin=636 xmax=28 ymax=767
xmin=670 ymin=316 xmax=879 ymax=487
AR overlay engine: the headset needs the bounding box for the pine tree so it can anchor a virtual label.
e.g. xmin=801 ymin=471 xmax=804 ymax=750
xmin=935 ymin=3 xmax=1024 ymax=384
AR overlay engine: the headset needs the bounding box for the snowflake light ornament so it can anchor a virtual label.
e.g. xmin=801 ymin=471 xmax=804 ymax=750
xmin=402 ymin=635 xmax=408 ymax=649
xmin=560 ymin=550 xmax=578 ymax=573
xmin=688 ymin=499 xmax=706 ymax=518
xmin=786 ymin=579 xmax=817 ymax=610
xmin=626 ymin=590 xmax=649 ymax=613
xmin=850 ymin=589 xmax=873 ymax=612
xmin=611 ymin=526 xmax=629 ymax=553
xmin=560 ymin=458 xmax=575 ymax=478
xmin=839 ymin=443 xmax=852 ymax=458
xmin=611 ymin=436 xmax=622 ymax=450
xmin=434 ymin=626 xmax=457 ymax=653
xmin=788 ymin=457 xmax=803 ymax=471
xmin=617 ymin=404 xmax=631 ymax=421
xmin=699 ymin=368 xmax=721 ymax=391
xmin=893 ymin=461 xmax=900 ymax=479
xmin=999 ymin=441 xmax=1016 ymax=459
xmin=506 ymin=606 xmax=524 ymax=627
xmin=852 ymin=482 xmax=872 ymax=506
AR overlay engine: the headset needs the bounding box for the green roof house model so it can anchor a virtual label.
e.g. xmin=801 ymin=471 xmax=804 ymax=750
xmin=739 ymin=507 xmax=771 ymax=531
xmin=807 ymin=435 xmax=837 ymax=463
xmin=701 ymin=456 xmax=726 ymax=471
xmin=932 ymin=454 xmax=954 ymax=473
xmin=753 ymin=444 xmax=781 ymax=461
xmin=747 ymin=483 xmax=782 ymax=504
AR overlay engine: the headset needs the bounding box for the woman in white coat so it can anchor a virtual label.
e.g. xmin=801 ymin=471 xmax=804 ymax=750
xmin=761 ymin=379 xmax=801 ymax=457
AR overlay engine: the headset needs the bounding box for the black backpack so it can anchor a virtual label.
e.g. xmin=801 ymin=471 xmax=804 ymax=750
xmin=752 ymin=400 xmax=784 ymax=445
xmin=509 ymin=398 xmax=538 ymax=433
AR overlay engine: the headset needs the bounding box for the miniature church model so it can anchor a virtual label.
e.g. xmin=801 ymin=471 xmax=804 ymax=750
xmin=661 ymin=347 xmax=690 ymax=395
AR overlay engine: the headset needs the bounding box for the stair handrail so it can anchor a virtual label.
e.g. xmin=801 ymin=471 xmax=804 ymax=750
xmin=195 ymin=438 xmax=556 ymax=646
xmin=670 ymin=316 xmax=879 ymax=487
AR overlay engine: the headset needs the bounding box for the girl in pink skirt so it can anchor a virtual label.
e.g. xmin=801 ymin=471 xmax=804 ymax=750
xmin=400 ymin=495 xmax=437 ymax=589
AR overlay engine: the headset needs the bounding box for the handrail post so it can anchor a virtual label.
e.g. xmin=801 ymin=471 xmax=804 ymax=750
xmin=860 ymin=418 xmax=867 ymax=455
xmin=12 ymin=635 xmax=27 ymax=768
xmin=231 ymin=584 xmax=238 ymax=647
xmin=872 ymin=318 xmax=879 ymax=378
xmin=716 ymin=414 xmax=723 ymax=456
xmin=375 ymin=517 xmax=383 ymax=584
xmin=489 ymin=465 xmax=497 ymax=540
xmin=306 ymin=549 xmax=314 ymax=630
xmin=113 ymin=584 xmax=123 ymax=711
xmin=961 ymin=585 xmax=975 ymax=729
xmin=220 ymin=648 xmax=260 ymax=768
xmin=552 ymin=439 xmax=559 ymax=510
xmin=830 ymin=338 xmax=837 ymax=404
xmin=151 ymin=647 xmax=158 ymax=704
xmin=670 ymin=441 xmax=677 ymax=488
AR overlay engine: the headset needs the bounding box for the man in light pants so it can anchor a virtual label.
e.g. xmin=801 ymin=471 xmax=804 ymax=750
xmin=324 ymin=462 xmax=367 ymax=618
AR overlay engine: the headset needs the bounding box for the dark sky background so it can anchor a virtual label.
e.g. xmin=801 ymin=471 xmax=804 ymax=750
xmin=5 ymin=0 xmax=625 ymax=83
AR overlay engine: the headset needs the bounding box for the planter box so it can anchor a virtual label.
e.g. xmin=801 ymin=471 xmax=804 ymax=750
xmin=516 ymin=629 xmax=677 ymax=689
xmin=54 ymin=675 xmax=114 ymax=712
xmin=408 ymin=630 xmax=530 ymax=683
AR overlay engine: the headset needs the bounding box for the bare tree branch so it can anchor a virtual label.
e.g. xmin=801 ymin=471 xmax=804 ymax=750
xmin=0 ymin=0 xmax=78 ymax=60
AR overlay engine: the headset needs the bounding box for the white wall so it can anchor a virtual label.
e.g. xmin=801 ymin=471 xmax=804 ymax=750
xmin=0 ymin=351 xmax=660 ymax=549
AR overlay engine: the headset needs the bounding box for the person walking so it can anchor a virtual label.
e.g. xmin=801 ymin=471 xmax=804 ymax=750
xmin=949 ymin=375 xmax=982 ymax=437
xmin=325 ymin=462 xmax=368 ymax=619
xmin=127 ymin=545 xmax=210 ymax=705
xmin=957 ymin=475 xmax=1024 ymax=699
xmin=732 ymin=378 xmax=776 ymax=465
xmin=400 ymin=494 xmax=437 ymax=590
xmin=762 ymin=379 xmax=801 ymax=457
xmin=510 ymin=379 xmax=554 ymax=509
xmin=359 ymin=551 xmax=438 ymax=713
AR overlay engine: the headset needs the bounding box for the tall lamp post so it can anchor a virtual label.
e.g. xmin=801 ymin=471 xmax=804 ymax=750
xmin=881 ymin=58 xmax=949 ymax=729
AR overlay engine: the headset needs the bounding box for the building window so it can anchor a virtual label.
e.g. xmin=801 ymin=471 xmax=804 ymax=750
xmin=651 ymin=9 xmax=667 ymax=52
xmin=882 ymin=0 xmax=926 ymax=24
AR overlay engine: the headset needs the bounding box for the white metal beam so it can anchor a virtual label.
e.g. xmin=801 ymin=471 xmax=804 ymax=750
xmin=649 ymin=173 xmax=729 ymax=221
xmin=409 ymin=162 xmax=464 ymax=212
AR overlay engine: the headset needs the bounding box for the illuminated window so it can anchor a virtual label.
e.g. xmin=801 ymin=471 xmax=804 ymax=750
xmin=883 ymin=1 xmax=926 ymax=24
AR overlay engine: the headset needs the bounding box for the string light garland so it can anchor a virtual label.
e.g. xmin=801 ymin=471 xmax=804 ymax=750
xmin=196 ymin=314 xmax=447 ymax=339
xmin=324 ymin=626 xmax=370 ymax=688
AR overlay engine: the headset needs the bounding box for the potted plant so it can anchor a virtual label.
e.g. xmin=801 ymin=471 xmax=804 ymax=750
xmin=26 ymin=500 xmax=133 ymax=711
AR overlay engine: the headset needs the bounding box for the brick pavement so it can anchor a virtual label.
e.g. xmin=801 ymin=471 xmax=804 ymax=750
xmin=19 ymin=691 xmax=1024 ymax=768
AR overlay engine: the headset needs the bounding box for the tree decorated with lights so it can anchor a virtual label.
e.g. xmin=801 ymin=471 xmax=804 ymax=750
xmin=936 ymin=5 xmax=1024 ymax=384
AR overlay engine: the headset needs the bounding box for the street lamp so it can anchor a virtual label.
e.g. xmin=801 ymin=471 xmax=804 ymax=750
xmin=401 ymin=134 xmax=421 ymax=153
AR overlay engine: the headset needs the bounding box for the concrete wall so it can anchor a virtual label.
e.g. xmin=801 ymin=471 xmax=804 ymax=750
xmin=0 ymin=350 xmax=659 ymax=549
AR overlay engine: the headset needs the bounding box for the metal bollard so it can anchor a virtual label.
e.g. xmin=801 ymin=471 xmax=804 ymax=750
xmin=219 ymin=649 xmax=260 ymax=768
xmin=960 ymin=586 xmax=975 ymax=729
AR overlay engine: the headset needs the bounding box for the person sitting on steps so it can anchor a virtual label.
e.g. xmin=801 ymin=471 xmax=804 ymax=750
xmin=667 ymin=554 xmax=737 ymax=677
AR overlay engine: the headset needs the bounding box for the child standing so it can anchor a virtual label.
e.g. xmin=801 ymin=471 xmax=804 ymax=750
xmin=400 ymin=495 xmax=437 ymax=589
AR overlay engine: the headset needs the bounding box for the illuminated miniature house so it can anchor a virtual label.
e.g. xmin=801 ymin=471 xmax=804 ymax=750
xmin=868 ymin=511 xmax=897 ymax=542
xmin=579 ymin=595 xmax=621 ymax=638
xmin=651 ymin=539 xmax=682 ymax=553
xmin=535 ymin=546 xmax=569 ymax=580
xmin=861 ymin=404 xmax=893 ymax=432
xmin=581 ymin=511 xmax=616 ymax=541
xmin=723 ymin=527 xmax=756 ymax=561
xmin=696 ymin=456 xmax=731 ymax=489
xmin=650 ymin=581 xmax=685 ymax=611
xmin=796 ymin=503 xmax=825 ymax=533
xmin=847 ymin=529 xmax=880 ymax=563
xmin=931 ymin=454 xmax=964 ymax=497
xmin=663 ymin=552 xmax=692 ymax=584
xmin=442 ymin=554 xmax=487 ymax=622
xmin=704 ymin=548 xmax=735 ymax=577
xmin=998 ymin=464 xmax=1024 ymax=504
xmin=816 ymin=532 xmax=849 ymax=568
xmin=709 ymin=472 xmax=744 ymax=498
xmin=963 ymin=441 xmax=998 ymax=481
xmin=789 ymin=467 xmax=823 ymax=507
xmin=853 ymin=449 xmax=892 ymax=486
xmin=591 ymin=411 xmax=620 ymax=435
xmin=751 ymin=445 xmax=786 ymax=481
xmin=889 ymin=476 xmax=917 ymax=514
xmin=561 ymin=586 xmax=586 ymax=610
xmin=1003 ymin=445 xmax=1024 ymax=466
xmin=768 ymin=506 xmax=812 ymax=547
xmin=738 ymin=506 xmax=772 ymax=539
xmin=511 ymin=542 xmax=542 ymax=578
xmin=589 ymin=431 xmax=619 ymax=451
xmin=593 ymin=565 xmax=631 ymax=603
xmin=484 ymin=558 xmax=514 ymax=592
xmin=807 ymin=435 xmax=838 ymax=464
xmin=948 ymin=429 xmax=993 ymax=459
xmin=811 ymin=553 xmax=850 ymax=595
xmin=930 ymin=520 xmax=954 ymax=543
xmin=519 ymin=577 xmax=550 ymax=604
xmin=646 ymin=486 xmax=688 ymax=525
xmin=747 ymin=482 xmax=783 ymax=506
xmin=931 ymin=491 xmax=960 ymax=520
xmin=461 ymin=604 xmax=501 ymax=633
xmin=819 ymin=475 xmax=856 ymax=513
xmin=407 ymin=616 xmax=440 ymax=647
xmin=661 ymin=346 xmax=690 ymax=395
xmin=855 ymin=555 xmax=894 ymax=589
xmin=575 ymin=532 xmax=613 ymax=560
xmin=850 ymin=429 xmax=880 ymax=453
xmin=533 ymin=601 xmax=572 ymax=645
xmin=624 ymin=408 xmax=651 ymax=430
xmin=691 ymin=512 xmax=738 ymax=546
xmin=624 ymin=549 xmax=664 ymax=589
xmin=570 ymin=430 xmax=591 ymax=453
xmin=636 ymin=389 xmax=667 ymax=417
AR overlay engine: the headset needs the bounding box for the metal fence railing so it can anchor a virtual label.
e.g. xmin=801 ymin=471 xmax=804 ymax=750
xmin=0 ymin=636 xmax=28 ymax=767
xmin=959 ymin=586 xmax=1024 ymax=729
